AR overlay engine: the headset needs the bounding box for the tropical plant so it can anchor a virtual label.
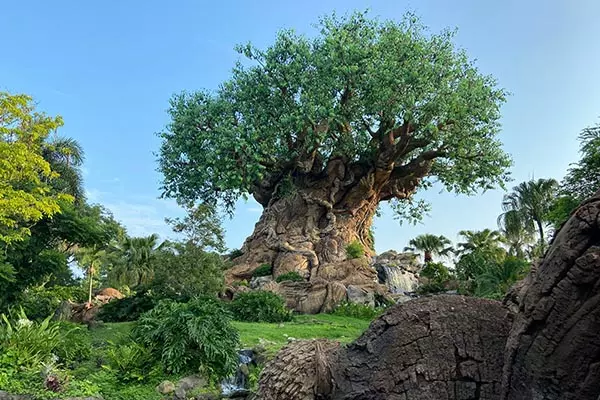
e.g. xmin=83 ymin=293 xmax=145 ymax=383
xmin=42 ymin=136 xmax=86 ymax=203
xmin=0 ymin=92 xmax=68 ymax=245
xmin=404 ymin=234 xmax=453 ymax=263
xmin=229 ymin=291 xmax=293 ymax=323
xmin=473 ymin=256 xmax=530 ymax=299
xmin=275 ymin=271 xmax=304 ymax=283
xmin=75 ymin=246 xmax=106 ymax=305
xmin=97 ymin=291 xmax=157 ymax=322
xmin=133 ymin=297 xmax=240 ymax=379
xmin=252 ymin=264 xmax=273 ymax=278
xmin=500 ymin=178 xmax=558 ymax=252
xmin=345 ymin=241 xmax=365 ymax=259
xmin=157 ymin=11 xmax=511 ymax=280
xmin=497 ymin=209 xmax=535 ymax=259
xmin=165 ymin=203 xmax=226 ymax=252
xmin=110 ymin=234 xmax=165 ymax=287
xmin=103 ymin=342 xmax=156 ymax=383
xmin=562 ymin=123 xmax=600 ymax=201
xmin=14 ymin=285 xmax=86 ymax=321
xmin=331 ymin=302 xmax=384 ymax=320
xmin=456 ymin=229 xmax=505 ymax=257
xmin=149 ymin=241 xmax=225 ymax=300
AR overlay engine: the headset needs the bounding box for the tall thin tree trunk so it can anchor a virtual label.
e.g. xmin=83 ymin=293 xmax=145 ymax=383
xmin=87 ymin=262 xmax=94 ymax=305
xmin=536 ymin=219 xmax=545 ymax=251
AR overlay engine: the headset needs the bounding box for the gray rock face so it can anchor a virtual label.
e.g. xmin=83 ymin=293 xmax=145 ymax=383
xmin=249 ymin=276 xmax=273 ymax=290
xmin=345 ymin=285 xmax=375 ymax=307
xmin=156 ymin=380 xmax=176 ymax=394
xmin=374 ymin=250 xmax=421 ymax=294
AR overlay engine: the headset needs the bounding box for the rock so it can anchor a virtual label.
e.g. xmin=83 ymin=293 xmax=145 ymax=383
xmin=94 ymin=287 xmax=124 ymax=303
xmin=225 ymin=263 xmax=263 ymax=284
xmin=174 ymin=387 xmax=187 ymax=399
xmin=258 ymin=296 xmax=510 ymax=400
xmin=194 ymin=394 xmax=219 ymax=400
xmin=320 ymin=281 xmax=347 ymax=313
xmin=501 ymin=191 xmax=600 ymax=400
xmin=346 ymin=285 xmax=375 ymax=307
xmin=312 ymin=258 xmax=378 ymax=287
xmin=239 ymin=363 xmax=250 ymax=377
xmin=273 ymin=252 xmax=310 ymax=278
xmin=0 ymin=391 xmax=31 ymax=400
xmin=156 ymin=380 xmax=176 ymax=394
xmin=249 ymin=275 xmax=273 ymax=290
xmin=374 ymin=250 xmax=421 ymax=293
xmin=278 ymin=279 xmax=347 ymax=314
xmin=177 ymin=374 xmax=207 ymax=391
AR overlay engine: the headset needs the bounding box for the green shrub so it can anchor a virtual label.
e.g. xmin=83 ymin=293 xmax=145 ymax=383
xmin=103 ymin=342 xmax=157 ymax=383
xmin=345 ymin=241 xmax=365 ymax=259
xmin=133 ymin=297 xmax=239 ymax=379
xmin=54 ymin=322 xmax=93 ymax=365
xmin=15 ymin=285 xmax=87 ymax=321
xmin=331 ymin=302 xmax=384 ymax=320
xmin=252 ymin=264 xmax=273 ymax=277
xmin=418 ymin=262 xmax=451 ymax=294
xmin=228 ymin=249 xmax=244 ymax=260
xmin=232 ymin=280 xmax=249 ymax=287
xmin=229 ymin=291 xmax=293 ymax=323
xmin=0 ymin=309 xmax=61 ymax=370
xmin=275 ymin=271 xmax=304 ymax=283
xmin=98 ymin=291 xmax=157 ymax=322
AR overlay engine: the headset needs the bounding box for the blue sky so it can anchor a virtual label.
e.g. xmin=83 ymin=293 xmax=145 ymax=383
xmin=2 ymin=0 xmax=599 ymax=252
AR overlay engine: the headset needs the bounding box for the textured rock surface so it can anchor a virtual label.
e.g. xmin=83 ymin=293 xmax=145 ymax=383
xmin=257 ymin=295 xmax=511 ymax=400
xmin=501 ymin=191 xmax=600 ymax=400
xmin=374 ymin=250 xmax=421 ymax=293
xmin=331 ymin=295 xmax=510 ymax=400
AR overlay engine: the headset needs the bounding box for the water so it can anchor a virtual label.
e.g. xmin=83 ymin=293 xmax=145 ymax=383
xmin=381 ymin=266 xmax=419 ymax=294
xmin=221 ymin=349 xmax=254 ymax=398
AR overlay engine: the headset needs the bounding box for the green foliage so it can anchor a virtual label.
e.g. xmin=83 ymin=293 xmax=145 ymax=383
xmin=103 ymin=342 xmax=157 ymax=383
xmin=158 ymin=12 xmax=510 ymax=218
xmin=229 ymin=291 xmax=293 ymax=323
xmin=54 ymin=322 xmax=93 ymax=366
xmin=165 ymin=203 xmax=226 ymax=252
xmin=228 ymin=248 xmax=244 ymax=259
xmin=473 ymin=256 xmax=530 ymax=299
xmin=0 ymin=309 xmax=61 ymax=370
xmin=150 ymin=241 xmax=225 ymax=300
xmin=404 ymin=234 xmax=453 ymax=262
xmin=98 ymin=291 xmax=157 ymax=322
xmin=0 ymin=92 xmax=69 ymax=245
xmin=252 ymin=263 xmax=273 ymax=277
xmin=133 ymin=297 xmax=239 ymax=379
xmin=547 ymin=195 xmax=580 ymax=230
xmin=275 ymin=271 xmax=304 ymax=283
xmin=331 ymin=302 xmax=384 ymax=320
xmin=109 ymin=234 xmax=165 ymax=288
xmin=418 ymin=262 xmax=452 ymax=294
xmin=345 ymin=240 xmax=365 ymax=259
xmin=15 ymin=285 xmax=86 ymax=321
xmin=562 ymin=123 xmax=600 ymax=201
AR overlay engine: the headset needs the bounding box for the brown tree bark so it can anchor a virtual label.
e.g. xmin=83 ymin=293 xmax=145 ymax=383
xmin=227 ymin=153 xmax=433 ymax=283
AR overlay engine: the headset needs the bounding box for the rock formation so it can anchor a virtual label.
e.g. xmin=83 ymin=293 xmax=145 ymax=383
xmin=257 ymin=190 xmax=600 ymax=399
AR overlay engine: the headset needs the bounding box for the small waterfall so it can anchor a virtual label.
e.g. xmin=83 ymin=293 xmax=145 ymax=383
xmin=221 ymin=349 xmax=254 ymax=398
xmin=381 ymin=266 xmax=419 ymax=294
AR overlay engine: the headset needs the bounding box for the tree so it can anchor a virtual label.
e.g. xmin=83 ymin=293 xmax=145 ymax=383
xmin=562 ymin=123 xmax=600 ymax=200
xmin=110 ymin=234 xmax=165 ymax=288
xmin=456 ymin=229 xmax=504 ymax=256
xmin=404 ymin=234 xmax=453 ymax=263
xmin=165 ymin=203 xmax=226 ymax=252
xmin=497 ymin=209 xmax=535 ymax=259
xmin=157 ymin=12 xmax=510 ymax=277
xmin=75 ymin=245 xmax=106 ymax=305
xmin=42 ymin=136 xmax=86 ymax=203
xmin=0 ymin=92 xmax=69 ymax=245
xmin=500 ymin=178 xmax=558 ymax=252
xmin=455 ymin=229 xmax=506 ymax=281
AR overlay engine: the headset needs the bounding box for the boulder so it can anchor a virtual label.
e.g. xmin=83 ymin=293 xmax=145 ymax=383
xmin=94 ymin=287 xmax=124 ymax=303
xmin=312 ymin=258 xmax=378 ymax=287
xmin=273 ymin=252 xmax=310 ymax=278
xmin=177 ymin=374 xmax=207 ymax=391
xmin=374 ymin=250 xmax=420 ymax=293
xmin=156 ymin=380 xmax=176 ymax=394
xmin=249 ymin=276 xmax=274 ymax=290
xmin=346 ymin=285 xmax=375 ymax=307
xmin=278 ymin=279 xmax=348 ymax=314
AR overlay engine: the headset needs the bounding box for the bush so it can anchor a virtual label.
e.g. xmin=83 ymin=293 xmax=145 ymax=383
xmin=345 ymin=241 xmax=365 ymax=259
xmin=252 ymin=264 xmax=273 ymax=278
xmin=275 ymin=271 xmax=304 ymax=283
xmin=149 ymin=242 xmax=225 ymax=300
xmin=228 ymin=249 xmax=244 ymax=260
xmin=133 ymin=297 xmax=239 ymax=379
xmin=418 ymin=262 xmax=451 ymax=294
xmin=331 ymin=302 xmax=384 ymax=320
xmin=0 ymin=309 xmax=61 ymax=370
xmin=97 ymin=291 xmax=157 ymax=322
xmin=229 ymin=291 xmax=293 ymax=323
xmin=103 ymin=342 xmax=157 ymax=383
xmin=15 ymin=285 xmax=87 ymax=321
xmin=54 ymin=322 xmax=93 ymax=365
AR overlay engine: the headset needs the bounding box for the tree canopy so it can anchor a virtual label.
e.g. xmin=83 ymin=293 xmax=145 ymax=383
xmin=158 ymin=12 xmax=511 ymax=217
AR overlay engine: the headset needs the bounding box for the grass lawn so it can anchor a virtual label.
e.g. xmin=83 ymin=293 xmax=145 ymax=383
xmin=91 ymin=314 xmax=371 ymax=356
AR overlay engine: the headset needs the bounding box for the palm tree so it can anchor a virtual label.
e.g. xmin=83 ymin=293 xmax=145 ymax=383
xmin=76 ymin=246 xmax=106 ymax=305
xmin=404 ymin=234 xmax=453 ymax=263
xmin=497 ymin=210 xmax=535 ymax=259
xmin=457 ymin=229 xmax=505 ymax=258
xmin=500 ymin=179 xmax=558 ymax=252
xmin=110 ymin=234 xmax=165 ymax=287
xmin=42 ymin=136 xmax=86 ymax=202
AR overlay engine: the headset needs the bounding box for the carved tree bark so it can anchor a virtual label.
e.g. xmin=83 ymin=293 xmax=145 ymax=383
xmin=256 ymin=190 xmax=600 ymax=400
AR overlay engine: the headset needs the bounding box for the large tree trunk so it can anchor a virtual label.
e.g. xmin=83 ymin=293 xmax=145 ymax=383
xmin=256 ymin=190 xmax=600 ymax=400
xmin=226 ymin=156 xmax=430 ymax=283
